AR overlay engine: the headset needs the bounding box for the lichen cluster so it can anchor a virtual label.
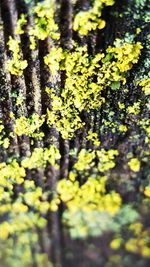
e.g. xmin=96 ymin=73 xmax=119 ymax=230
xmin=0 ymin=0 xmax=150 ymax=266
xmin=73 ymin=0 xmax=115 ymax=35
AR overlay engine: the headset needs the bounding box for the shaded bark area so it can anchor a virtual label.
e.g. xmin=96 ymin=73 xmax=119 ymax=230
xmin=0 ymin=0 xmax=149 ymax=267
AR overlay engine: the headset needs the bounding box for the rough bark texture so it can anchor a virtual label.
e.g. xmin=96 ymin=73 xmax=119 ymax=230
xmin=0 ymin=0 xmax=150 ymax=267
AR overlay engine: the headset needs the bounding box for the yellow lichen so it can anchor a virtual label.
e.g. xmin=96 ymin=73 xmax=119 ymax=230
xmin=21 ymin=145 xmax=61 ymax=169
xmin=7 ymin=37 xmax=28 ymax=76
xmin=14 ymin=114 xmax=45 ymax=138
xmin=46 ymin=40 xmax=142 ymax=139
xmin=144 ymin=187 xmax=150 ymax=198
xmin=97 ymin=149 xmax=119 ymax=172
xmin=127 ymin=102 xmax=141 ymax=115
xmin=128 ymin=158 xmax=140 ymax=172
xmin=29 ymin=0 xmax=60 ymax=46
xmin=15 ymin=14 xmax=27 ymax=35
xmin=119 ymin=125 xmax=127 ymax=132
xmin=73 ymin=0 xmax=115 ymax=35
xmin=139 ymin=78 xmax=150 ymax=95
xmin=87 ymin=130 xmax=101 ymax=146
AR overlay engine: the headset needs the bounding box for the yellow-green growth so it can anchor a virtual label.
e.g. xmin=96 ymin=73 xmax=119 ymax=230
xmin=14 ymin=113 xmax=45 ymax=138
xmin=128 ymin=158 xmax=140 ymax=172
xmin=15 ymin=14 xmax=27 ymax=35
xmin=54 ymin=175 xmax=122 ymax=237
xmin=87 ymin=130 xmax=101 ymax=146
xmin=44 ymin=47 xmax=64 ymax=76
xmin=104 ymin=39 xmax=143 ymax=84
xmin=74 ymin=149 xmax=96 ymax=171
xmin=73 ymin=0 xmax=115 ymax=35
xmin=119 ymin=125 xmax=127 ymax=132
xmin=7 ymin=37 xmax=28 ymax=76
xmin=125 ymin=224 xmax=150 ymax=257
xmin=29 ymin=0 xmax=60 ymax=47
xmin=0 ymin=121 xmax=10 ymax=149
xmin=21 ymin=145 xmax=61 ymax=169
xmin=127 ymin=102 xmax=141 ymax=115
xmin=139 ymin=78 xmax=150 ymax=95
xmin=0 ymin=160 xmax=26 ymax=189
xmin=97 ymin=149 xmax=119 ymax=172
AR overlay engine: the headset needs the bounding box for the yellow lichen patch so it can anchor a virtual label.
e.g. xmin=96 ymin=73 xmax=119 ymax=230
xmin=136 ymin=27 xmax=142 ymax=35
xmin=44 ymin=47 xmax=64 ymax=76
xmin=14 ymin=113 xmax=45 ymax=138
xmin=110 ymin=238 xmax=122 ymax=250
xmin=105 ymin=40 xmax=143 ymax=84
xmin=15 ymin=14 xmax=27 ymax=35
xmin=97 ymin=149 xmax=119 ymax=172
xmin=144 ymin=187 xmax=150 ymax=198
xmin=56 ymin=176 xmax=121 ymax=215
xmin=54 ymin=175 xmax=122 ymax=237
xmin=29 ymin=0 xmax=60 ymax=46
xmin=12 ymin=202 xmax=28 ymax=213
xmin=74 ymin=149 xmax=96 ymax=171
xmin=73 ymin=0 xmax=115 ymax=35
xmin=119 ymin=125 xmax=127 ymax=132
xmin=0 ymin=222 xmax=11 ymax=240
xmin=21 ymin=145 xmax=61 ymax=169
xmin=7 ymin=37 xmax=28 ymax=76
xmin=127 ymin=102 xmax=141 ymax=115
xmin=0 ymin=160 xmax=26 ymax=189
xmin=139 ymin=78 xmax=150 ymax=95
xmin=118 ymin=102 xmax=125 ymax=109
xmin=129 ymin=222 xmax=143 ymax=236
xmin=125 ymin=227 xmax=150 ymax=258
xmin=128 ymin=158 xmax=140 ymax=172
xmin=46 ymin=40 xmax=142 ymax=139
xmin=87 ymin=130 xmax=101 ymax=146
